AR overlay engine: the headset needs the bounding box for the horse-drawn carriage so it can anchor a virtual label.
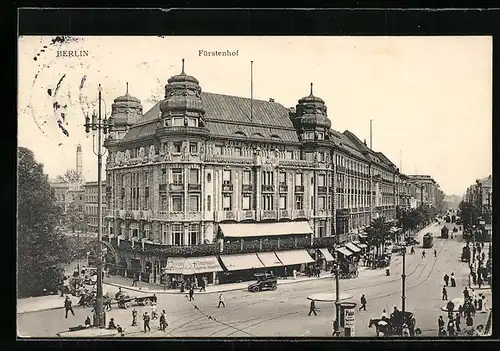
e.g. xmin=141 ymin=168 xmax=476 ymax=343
xmin=339 ymin=261 xmax=359 ymax=279
xmin=369 ymin=311 xmax=421 ymax=337
xmin=373 ymin=254 xmax=391 ymax=268
xmin=461 ymin=246 xmax=471 ymax=262
xmin=441 ymin=226 xmax=449 ymax=239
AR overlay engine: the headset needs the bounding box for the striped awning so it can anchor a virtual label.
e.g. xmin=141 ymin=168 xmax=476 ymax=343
xmin=256 ymin=252 xmax=283 ymax=268
xmin=319 ymin=248 xmax=335 ymax=261
xmin=336 ymin=247 xmax=352 ymax=257
xmin=219 ymin=253 xmax=265 ymax=271
xmin=353 ymin=241 xmax=368 ymax=249
xmin=274 ymin=250 xmax=315 ymax=265
xmin=345 ymin=242 xmax=361 ymax=253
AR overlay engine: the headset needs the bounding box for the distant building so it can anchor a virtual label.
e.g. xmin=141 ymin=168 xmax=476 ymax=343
xmin=84 ymin=180 xmax=107 ymax=234
xmin=464 ymin=175 xmax=492 ymax=224
xmin=52 ymin=182 xmax=85 ymax=213
xmin=407 ymin=175 xmax=438 ymax=207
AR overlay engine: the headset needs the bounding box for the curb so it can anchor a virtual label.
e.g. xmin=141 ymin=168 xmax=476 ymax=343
xmin=104 ymin=274 xmax=334 ymax=295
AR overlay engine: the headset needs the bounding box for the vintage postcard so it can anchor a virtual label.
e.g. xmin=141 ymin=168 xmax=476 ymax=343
xmin=17 ymin=35 xmax=492 ymax=338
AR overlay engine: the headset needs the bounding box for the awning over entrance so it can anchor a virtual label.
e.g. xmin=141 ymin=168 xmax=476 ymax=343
xmin=256 ymin=252 xmax=283 ymax=268
xmin=353 ymin=241 xmax=368 ymax=249
xmin=187 ymin=256 xmax=223 ymax=274
xmin=318 ymin=248 xmax=335 ymax=261
xmin=345 ymin=242 xmax=361 ymax=254
xmin=336 ymin=247 xmax=352 ymax=257
xmin=164 ymin=257 xmax=188 ymax=275
xmin=274 ymin=250 xmax=315 ymax=266
xmin=219 ymin=253 xmax=265 ymax=271
xmin=218 ymin=221 xmax=313 ymax=238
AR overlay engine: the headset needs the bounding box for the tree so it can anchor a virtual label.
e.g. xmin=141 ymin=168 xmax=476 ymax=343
xmin=458 ymin=201 xmax=480 ymax=229
xmin=56 ymin=169 xmax=84 ymax=185
xmin=365 ymin=217 xmax=392 ymax=255
xmin=17 ymin=147 xmax=73 ymax=297
xmin=65 ymin=203 xmax=86 ymax=233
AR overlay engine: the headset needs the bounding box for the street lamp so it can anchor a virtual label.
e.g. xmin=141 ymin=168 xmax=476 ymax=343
xmin=401 ymin=249 xmax=406 ymax=312
xmin=83 ymin=84 xmax=114 ymax=328
xmin=333 ymin=245 xmax=341 ymax=337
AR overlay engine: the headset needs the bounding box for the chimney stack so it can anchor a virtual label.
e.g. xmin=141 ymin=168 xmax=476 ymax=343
xmin=76 ymin=143 xmax=82 ymax=176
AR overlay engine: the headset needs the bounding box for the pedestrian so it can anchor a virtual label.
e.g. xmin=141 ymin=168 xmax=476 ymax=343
xmin=85 ymin=316 xmax=91 ymax=327
xmin=438 ymin=315 xmax=445 ymax=330
xmin=434 ymin=249 xmax=437 ymax=258
xmin=455 ymin=313 xmax=461 ymax=333
xmin=421 ymin=251 xmax=426 ymax=258
xmin=359 ymin=294 xmax=367 ymax=311
xmin=131 ymin=308 xmax=137 ymax=326
xmin=447 ymin=318 xmax=456 ymax=336
xmin=444 ymin=274 xmax=449 ymax=287
xmin=411 ymin=247 xmax=415 ymax=255
xmin=116 ymin=325 xmax=124 ymax=337
xmin=284 ymin=267 xmax=288 ymax=279
xmin=64 ymin=296 xmax=75 ymax=318
xmin=108 ymin=318 xmax=117 ymax=329
xmin=143 ymin=312 xmax=151 ymax=333
xmin=199 ymin=278 xmax=206 ymax=292
xmin=293 ymin=269 xmax=297 ymax=279
xmin=482 ymin=295 xmax=489 ymax=313
xmin=151 ymin=302 xmax=158 ymax=319
xmin=442 ymin=286 xmax=448 ymax=300
xmin=466 ymin=314 xmax=473 ymax=327
xmin=450 ymin=273 xmax=456 ymax=287
xmin=463 ymin=287 xmax=470 ymax=300
xmin=132 ymin=273 xmax=138 ymax=287
xmin=458 ymin=304 xmax=464 ymax=317
xmin=446 ymin=300 xmax=455 ymax=319
xmin=159 ymin=310 xmax=168 ymax=331
xmin=217 ymin=293 xmax=225 ymax=308
xmin=189 ymin=287 xmax=195 ymax=301
xmin=308 ymin=299 xmax=317 ymax=316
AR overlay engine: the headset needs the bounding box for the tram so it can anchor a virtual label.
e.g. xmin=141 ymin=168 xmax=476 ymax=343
xmin=422 ymin=233 xmax=434 ymax=248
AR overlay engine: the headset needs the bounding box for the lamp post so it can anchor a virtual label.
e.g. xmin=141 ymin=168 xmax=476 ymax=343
xmin=401 ymin=249 xmax=406 ymax=312
xmin=83 ymin=84 xmax=113 ymax=328
xmin=333 ymin=245 xmax=341 ymax=337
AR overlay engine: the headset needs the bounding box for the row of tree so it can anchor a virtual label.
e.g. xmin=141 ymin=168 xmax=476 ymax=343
xmin=17 ymin=147 xmax=84 ymax=297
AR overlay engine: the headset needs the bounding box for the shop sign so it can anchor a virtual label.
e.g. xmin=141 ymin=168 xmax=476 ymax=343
xmin=190 ymin=256 xmax=222 ymax=273
xmin=344 ymin=308 xmax=355 ymax=336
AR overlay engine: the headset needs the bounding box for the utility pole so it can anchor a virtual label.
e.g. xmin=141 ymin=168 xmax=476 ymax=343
xmin=401 ymin=250 xmax=406 ymax=312
xmin=334 ymin=248 xmax=341 ymax=336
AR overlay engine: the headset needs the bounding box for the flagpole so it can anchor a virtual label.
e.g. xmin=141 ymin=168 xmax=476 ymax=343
xmin=250 ymin=61 xmax=253 ymax=122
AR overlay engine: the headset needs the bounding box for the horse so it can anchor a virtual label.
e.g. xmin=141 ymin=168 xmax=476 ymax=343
xmin=369 ymin=319 xmax=390 ymax=337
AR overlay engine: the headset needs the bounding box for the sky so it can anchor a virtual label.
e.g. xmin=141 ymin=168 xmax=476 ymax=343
xmin=18 ymin=36 xmax=492 ymax=195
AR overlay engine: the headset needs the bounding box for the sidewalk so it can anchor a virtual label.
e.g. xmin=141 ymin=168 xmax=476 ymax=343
xmin=17 ymin=294 xmax=80 ymax=315
xmin=104 ymin=272 xmax=335 ymax=295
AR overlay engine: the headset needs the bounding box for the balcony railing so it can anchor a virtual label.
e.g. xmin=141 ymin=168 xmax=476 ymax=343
xmin=315 ymin=209 xmax=328 ymax=217
xmin=293 ymin=209 xmax=309 ymax=219
xmin=260 ymin=210 xmax=277 ymax=220
xmin=278 ymin=209 xmax=291 ymax=220
xmin=317 ymin=186 xmax=327 ymax=193
xmin=222 ymin=183 xmax=233 ymax=192
xmin=238 ymin=210 xmax=256 ymax=221
xmin=205 ymin=154 xmax=253 ymax=164
xmin=295 ymin=185 xmax=304 ymax=193
xmin=242 ymin=184 xmax=253 ymax=192
xmin=216 ymin=210 xmax=236 ymax=221
xmin=278 ymin=184 xmax=288 ymax=193
xmin=188 ymin=183 xmax=201 ymax=191
xmin=170 ymin=183 xmax=184 ymax=192
xmin=262 ymin=184 xmax=274 ymax=192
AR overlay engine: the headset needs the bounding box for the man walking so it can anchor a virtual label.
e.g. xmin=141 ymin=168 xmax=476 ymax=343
xmin=446 ymin=300 xmax=455 ymax=319
xmin=199 ymin=278 xmax=206 ymax=292
xmin=455 ymin=312 xmax=461 ymax=333
xmin=450 ymin=273 xmax=456 ymax=287
xmin=410 ymin=247 xmax=415 ymax=255
xmin=442 ymin=286 xmax=448 ymax=300
xmin=443 ymin=274 xmax=449 ymax=287
xmin=359 ymin=294 xmax=367 ymax=311
xmin=421 ymin=250 xmax=426 ymax=258
xmin=189 ymin=286 xmax=195 ymax=301
xmin=438 ymin=315 xmax=445 ymax=331
xmin=143 ymin=312 xmax=151 ymax=333
xmin=64 ymin=296 xmax=75 ymax=318
xmin=132 ymin=273 xmax=138 ymax=287
xmin=463 ymin=287 xmax=470 ymax=301
xmin=217 ymin=293 xmax=225 ymax=308
xmin=308 ymin=299 xmax=317 ymax=316
xmin=131 ymin=308 xmax=138 ymax=326
xmin=159 ymin=310 xmax=168 ymax=331
xmin=434 ymin=249 xmax=437 ymax=258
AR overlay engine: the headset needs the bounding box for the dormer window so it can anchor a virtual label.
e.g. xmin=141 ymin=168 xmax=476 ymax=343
xmin=187 ymin=118 xmax=198 ymax=127
xmin=317 ymin=132 xmax=324 ymax=140
xmin=172 ymin=118 xmax=184 ymax=126
xmin=304 ymin=132 xmax=315 ymax=140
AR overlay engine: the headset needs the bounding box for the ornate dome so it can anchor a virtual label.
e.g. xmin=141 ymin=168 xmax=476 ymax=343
xmin=159 ymin=59 xmax=205 ymax=117
xmin=295 ymin=83 xmax=331 ymax=130
xmin=110 ymin=83 xmax=143 ymax=127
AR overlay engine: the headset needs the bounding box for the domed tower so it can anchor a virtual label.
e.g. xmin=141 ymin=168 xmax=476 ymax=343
xmin=294 ymin=83 xmax=331 ymax=141
xmin=159 ymin=59 xmax=206 ymax=128
xmin=109 ymin=83 xmax=143 ymax=140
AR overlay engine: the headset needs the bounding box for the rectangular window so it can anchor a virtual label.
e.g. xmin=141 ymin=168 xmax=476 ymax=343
xmin=189 ymin=169 xmax=199 ymax=184
xmin=207 ymin=195 xmax=211 ymax=211
xmin=295 ymin=173 xmax=303 ymax=186
xmin=279 ymin=195 xmax=287 ymax=210
xmin=189 ymin=224 xmax=199 ymax=245
xmin=242 ymin=195 xmax=251 ymax=210
xmin=173 ymin=142 xmax=182 ymax=153
xmin=172 ymin=169 xmax=183 ymax=184
xmin=317 ymin=132 xmax=324 ymax=140
xmin=305 ymin=152 xmax=314 ymax=161
xmin=285 ymin=150 xmax=293 ymax=160
xmin=172 ymin=118 xmax=184 ymax=126
xmin=318 ymin=220 xmax=326 ymax=237
xmin=318 ymin=174 xmax=325 ymax=187
xmin=318 ymin=196 xmax=326 ymax=210
xmin=304 ymin=132 xmax=314 ymax=140
xmin=189 ymin=142 xmax=198 ymax=154
xmin=187 ymin=118 xmax=197 ymax=127
xmin=262 ymin=195 xmax=274 ymax=210
xmin=223 ymin=194 xmax=232 ymax=211
xmin=172 ymin=196 xmax=183 ymax=212
xmin=160 ymin=195 xmax=167 ymax=211
xmin=262 ymin=171 xmax=273 ymax=185
xmin=242 ymin=170 xmax=251 ymax=185
xmin=189 ymin=196 xmax=199 ymax=212
xmin=279 ymin=172 xmax=286 ymax=185
xmin=318 ymin=152 xmax=325 ymax=161
xmin=172 ymin=224 xmax=183 ymax=246
xmin=233 ymin=147 xmax=241 ymax=157
xmin=214 ymin=145 xmax=222 ymax=155
xmin=223 ymin=170 xmax=231 ymax=184
xmin=295 ymin=194 xmax=303 ymax=210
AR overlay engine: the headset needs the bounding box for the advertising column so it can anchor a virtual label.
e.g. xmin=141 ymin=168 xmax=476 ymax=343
xmin=339 ymin=301 xmax=357 ymax=337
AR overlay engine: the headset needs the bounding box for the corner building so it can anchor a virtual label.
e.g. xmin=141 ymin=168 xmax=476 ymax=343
xmin=103 ymin=63 xmax=402 ymax=284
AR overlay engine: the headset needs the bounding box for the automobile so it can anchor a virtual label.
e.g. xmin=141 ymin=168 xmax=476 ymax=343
xmin=405 ymin=238 xmax=420 ymax=246
xmin=248 ymin=273 xmax=278 ymax=292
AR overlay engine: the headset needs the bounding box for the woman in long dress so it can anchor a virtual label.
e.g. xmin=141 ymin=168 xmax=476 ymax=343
xmin=482 ymin=295 xmax=489 ymax=312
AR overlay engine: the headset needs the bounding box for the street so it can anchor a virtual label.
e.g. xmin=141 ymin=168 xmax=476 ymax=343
xmin=17 ymin=221 xmax=490 ymax=338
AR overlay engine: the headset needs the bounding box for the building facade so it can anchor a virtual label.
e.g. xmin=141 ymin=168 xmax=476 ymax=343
xmin=407 ymin=175 xmax=438 ymax=207
xmin=84 ymin=180 xmax=107 ymax=234
xmin=464 ymin=175 xmax=492 ymax=223
xmin=102 ymin=63 xmax=432 ymax=282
